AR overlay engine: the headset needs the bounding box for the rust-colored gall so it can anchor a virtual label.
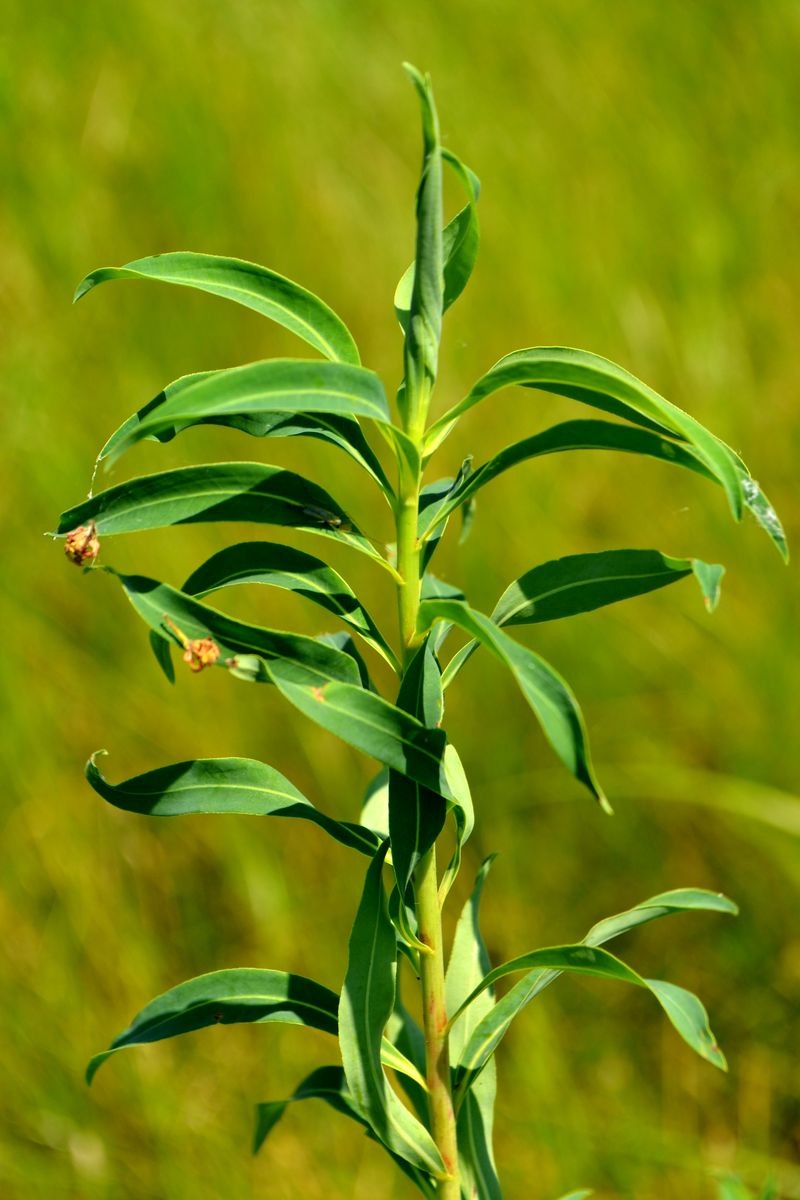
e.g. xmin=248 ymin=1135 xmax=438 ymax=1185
xmin=64 ymin=522 xmax=100 ymax=566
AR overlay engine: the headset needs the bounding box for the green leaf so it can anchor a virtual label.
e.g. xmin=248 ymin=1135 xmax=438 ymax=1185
xmin=437 ymin=743 xmax=475 ymax=903
xmin=85 ymin=752 xmax=381 ymax=857
xmin=418 ymin=416 xmax=787 ymax=559
xmin=113 ymin=573 xmax=362 ymax=688
xmin=450 ymin=943 xmax=726 ymax=1070
xmin=75 ymin=251 xmax=361 ymax=365
xmin=361 ymin=770 xmax=390 ymax=837
xmin=86 ymin=968 xmax=340 ymax=1084
xmin=99 ymin=359 xmax=390 ymax=466
xmin=419 ymin=458 xmax=473 ymax=572
xmin=338 ymin=843 xmax=446 ymax=1177
xmin=55 ymin=462 xmax=388 ymax=570
xmin=455 ymin=889 xmax=736 ymax=1090
xmin=426 ymin=347 xmax=747 ymax=519
xmin=555 ymin=1191 xmax=594 ymax=1200
xmin=443 ymin=550 xmax=724 ymax=687
xmin=445 ymin=858 xmax=501 ymax=1200
xmin=99 ymin=372 xmax=392 ymax=496
xmin=253 ymin=1065 xmax=364 ymax=1154
xmin=148 ymin=629 xmax=174 ymax=683
xmin=389 ymin=639 xmax=448 ymax=906
xmin=395 ymin=148 xmax=480 ymax=331
xmin=418 ymin=598 xmax=607 ymax=809
xmin=182 ymin=541 xmax=399 ymax=671
xmin=267 ymin=665 xmax=455 ymax=803
xmin=398 ymin=65 xmax=444 ymax=426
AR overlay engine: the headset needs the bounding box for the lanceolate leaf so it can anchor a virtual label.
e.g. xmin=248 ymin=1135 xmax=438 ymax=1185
xmin=449 ymin=943 xmax=726 ymax=1070
xmin=338 ymin=843 xmax=446 ymax=1177
xmin=443 ymin=550 xmax=725 ymax=687
xmin=75 ymin=251 xmax=361 ymax=365
xmin=182 ymin=541 xmax=399 ymax=670
xmin=454 ymin=889 xmax=737 ymax=1092
xmin=86 ymin=968 xmax=341 ymax=1084
xmin=99 ymin=374 xmax=392 ymax=496
xmin=268 ymin=666 xmax=455 ymax=804
xmin=399 ymin=64 xmax=444 ymax=425
xmin=389 ymin=638 xmax=448 ymax=908
xmin=100 ymin=359 xmax=390 ymax=465
xmin=55 ymin=462 xmax=387 ymax=569
xmin=395 ymin=148 xmax=480 ymax=332
xmin=418 ymin=417 xmax=786 ymax=558
xmin=445 ymin=859 xmax=501 ymax=1200
xmin=418 ymin=598 xmax=607 ymax=809
xmin=426 ymin=347 xmax=746 ymax=518
xmin=85 ymin=753 xmax=381 ymax=857
xmin=114 ymin=573 xmax=363 ymax=688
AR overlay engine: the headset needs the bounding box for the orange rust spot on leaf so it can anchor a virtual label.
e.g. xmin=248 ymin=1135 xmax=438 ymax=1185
xmin=312 ymin=686 xmax=326 ymax=702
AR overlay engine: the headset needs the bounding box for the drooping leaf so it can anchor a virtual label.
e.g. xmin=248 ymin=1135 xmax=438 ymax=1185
xmin=182 ymin=541 xmax=399 ymax=671
xmin=395 ymin=147 xmax=480 ymax=331
xmin=253 ymin=1065 xmax=364 ymax=1153
xmin=418 ymin=598 xmax=607 ymax=809
xmin=338 ymin=843 xmax=446 ymax=1177
xmin=149 ymin=629 xmax=174 ymax=683
xmin=56 ymin=462 xmax=388 ymax=569
xmin=86 ymin=752 xmax=381 ymax=857
xmin=418 ymin=416 xmax=787 ymax=559
xmin=114 ymin=573 xmax=362 ymax=688
xmin=449 ymin=943 xmax=726 ymax=1070
xmin=99 ymin=359 xmax=390 ymax=466
xmin=443 ymin=550 xmax=724 ymax=687
xmin=389 ymin=639 xmax=448 ymax=909
xmin=86 ymin=968 xmax=340 ymax=1084
xmin=426 ymin=347 xmax=747 ymax=518
xmin=456 ymin=889 xmax=737 ymax=1091
xmin=398 ymin=64 xmax=444 ymax=427
xmin=445 ymin=858 xmax=501 ymax=1200
xmin=75 ymin=251 xmax=361 ymax=365
xmin=253 ymin=1065 xmax=435 ymax=1195
xmin=99 ymin=374 xmax=392 ymax=496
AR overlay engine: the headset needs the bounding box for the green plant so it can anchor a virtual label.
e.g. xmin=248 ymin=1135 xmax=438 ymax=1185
xmin=55 ymin=65 xmax=786 ymax=1198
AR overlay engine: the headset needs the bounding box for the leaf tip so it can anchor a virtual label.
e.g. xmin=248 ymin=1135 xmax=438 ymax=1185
xmin=598 ymin=792 xmax=614 ymax=816
xmin=73 ymin=274 xmax=96 ymax=304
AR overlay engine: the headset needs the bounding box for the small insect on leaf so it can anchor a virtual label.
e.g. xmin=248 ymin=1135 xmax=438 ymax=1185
xmin=64 ymin=522 xmax=100 ymax=566
xmin=164 ymin=616 xmax=221 ymax=673
xmin=297 ymin=504 xmax=352 ymax=533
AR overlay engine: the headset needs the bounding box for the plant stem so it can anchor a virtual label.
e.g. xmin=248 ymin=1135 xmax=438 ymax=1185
xmin=394 ymin=396 xmax=459 ymax=1194
xmin=415 ymin=843 xmax=459 ymax=1193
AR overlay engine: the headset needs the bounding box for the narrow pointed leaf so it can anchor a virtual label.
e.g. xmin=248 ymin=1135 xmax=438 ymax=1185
xmin=101 ymin=359 xmax=390 ymax=466
xmin=443 ymin=550 xmax=724 ymax=689
xmin=438 ymin=742 xmax=475 ymax=903
xmin=426 ymin=347 xmax=746 ymax=518
xmin=556 ymin=1191 xmax=594 ymax=1200
xmin=85 ymin=752 xmax=381 ymax=857
xmin=419 ymin=458 xmax=473 ymax=571
xmin=419 ymin=598 xmax=606 ymax=808
xmin=75 ymin=251 xmax=361 ymax=365
xmin=182 ymin=541 xmax=398 ymax=670
xmin=100 ymin=373 xmax=392 ymax=496
xmin=395 ymin=148 xmax=480 ymax=331
xmin=114 ymin=572 xmax=362 ymax=688
xmin=450 ymin=943 xmax=726 ymax=1070
xmin=456 ymin=889 xmax=736 ymax=1088
xmin=419 ymin=417 xmax=786 ymax=557
xmin=86 ymin=968 xmax=340 ymax=1084
xmin=339 ymin=843 xmax=446 ymax=1177
xmin=398 ymin=65 xmax=443 ymax=424
xmin=55 ymin=462 xmax=387 ymax=569
xmin=446 ymin=859 xmax=501 ymax=1200
xmin=253 ymin=1065 xmax=365 ymax=1154
xmin=389 ymin=638 xmax=447 ymax=902
xmin=267 ymin=667 xmax=455 ymax=803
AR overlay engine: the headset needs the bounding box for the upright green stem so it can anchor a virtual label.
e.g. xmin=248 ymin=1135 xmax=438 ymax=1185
xmin=415 ymin=844 xmax=459 ymax=1192
xmin=394 ymin=392 xmax=459 ymax=1195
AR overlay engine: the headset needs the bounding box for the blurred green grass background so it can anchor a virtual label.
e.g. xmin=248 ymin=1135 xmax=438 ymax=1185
xmin=1 ymin=1 xmax=798 ymax=1196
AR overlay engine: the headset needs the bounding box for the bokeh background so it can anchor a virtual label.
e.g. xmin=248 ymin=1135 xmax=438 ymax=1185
xmin=1 ymin=1 xmax=798 ymax=1197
